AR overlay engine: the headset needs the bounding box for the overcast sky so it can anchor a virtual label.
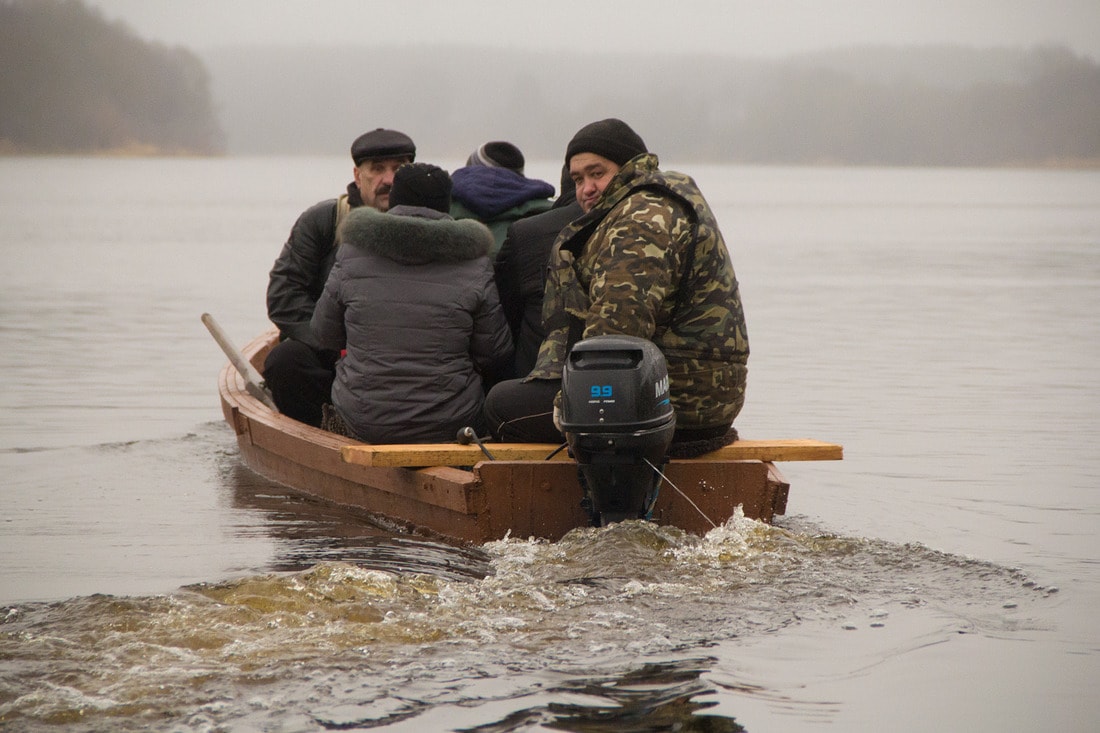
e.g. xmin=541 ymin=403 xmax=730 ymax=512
xmin=85 ymin=0 xmax=1100 ymax=60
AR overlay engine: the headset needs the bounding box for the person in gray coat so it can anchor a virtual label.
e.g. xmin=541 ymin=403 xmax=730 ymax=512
xmin=311 ymin=163 xmax=513 ymax=443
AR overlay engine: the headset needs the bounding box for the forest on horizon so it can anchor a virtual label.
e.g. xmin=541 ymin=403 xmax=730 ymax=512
xmin=3 ymin=0 xmax=1099 ymax=167
xmin=0 ymin=0 xmax=224 ymax=155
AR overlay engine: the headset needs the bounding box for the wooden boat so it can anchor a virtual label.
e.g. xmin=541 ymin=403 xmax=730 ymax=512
xmin=214 ymin=326 xmax=842 ymax=545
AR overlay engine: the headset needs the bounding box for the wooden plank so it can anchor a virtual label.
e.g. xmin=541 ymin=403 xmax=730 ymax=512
xmin=651 ymin=460 xmax=778 ymax=527
xmin=696 ymin=439 xmax=842 ymax=463
xmin=341 ymin=438 xmax=842 ymax=468
xmin=342 ymin=443 xmax=572 ymax=467
xmin=474 ymin=461 xmax=591 ymax=540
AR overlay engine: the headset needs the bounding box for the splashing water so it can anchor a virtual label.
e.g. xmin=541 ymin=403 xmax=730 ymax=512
xmin=0 ymin=513 xmax=1049 ymax=731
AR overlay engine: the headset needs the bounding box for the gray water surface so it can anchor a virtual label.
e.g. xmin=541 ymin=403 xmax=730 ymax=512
xmin=1 ymin=157 xmax=1097 ymax=731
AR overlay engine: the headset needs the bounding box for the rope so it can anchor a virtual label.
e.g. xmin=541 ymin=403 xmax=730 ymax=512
xmin=644 ymin=458 xmax=718 ymax=529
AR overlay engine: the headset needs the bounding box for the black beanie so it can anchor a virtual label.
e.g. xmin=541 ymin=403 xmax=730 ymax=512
xmin=389 ymin=163 xmax=453 ymax=213
xmin=565 ymin=118 xmax=647 ymax=167
xmin=351 ymin=128 xmax=416 ymax=166
xmin=466 ymin=141 xmax=526 ymax=174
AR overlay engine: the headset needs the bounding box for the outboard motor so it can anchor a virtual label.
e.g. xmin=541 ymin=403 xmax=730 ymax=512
xmin=560 ymin=335 xmax=676 ymax=525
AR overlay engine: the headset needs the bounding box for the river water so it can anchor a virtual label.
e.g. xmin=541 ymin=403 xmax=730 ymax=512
xmin=1 ymin=157 xmax=1097 ymax=731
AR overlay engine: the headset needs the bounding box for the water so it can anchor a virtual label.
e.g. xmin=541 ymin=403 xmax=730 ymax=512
xmin=1 ymin=157 xmax=1097 ymax=731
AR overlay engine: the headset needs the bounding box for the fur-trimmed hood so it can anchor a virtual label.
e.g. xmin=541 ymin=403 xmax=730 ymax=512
xmin=339 ymin=206 xmax=493 ymax=265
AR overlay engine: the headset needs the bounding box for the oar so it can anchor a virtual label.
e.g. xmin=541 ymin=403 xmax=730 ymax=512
xmin=201 ymin=313 xmax=278 ymax=411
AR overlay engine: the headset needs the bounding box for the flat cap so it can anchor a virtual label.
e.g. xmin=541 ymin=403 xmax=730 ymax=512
xmin=351 ymin=128 xmax=416 ymax=166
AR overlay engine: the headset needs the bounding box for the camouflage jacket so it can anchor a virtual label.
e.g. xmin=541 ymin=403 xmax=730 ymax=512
xmin=526 ymin=154 xmax=749 ymax=429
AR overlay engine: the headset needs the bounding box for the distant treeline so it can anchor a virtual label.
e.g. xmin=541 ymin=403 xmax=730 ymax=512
xmin=204 ymin=43 xmax=1100 ymax=167
xmin=0 ymin=0 xmax=224 ymax=155
xmin=3 ymin=0 xmax=1097 ymax=166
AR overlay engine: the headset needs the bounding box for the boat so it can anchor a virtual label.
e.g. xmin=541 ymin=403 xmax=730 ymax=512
xmin=211 ymin=321 xmax=842 ymax=545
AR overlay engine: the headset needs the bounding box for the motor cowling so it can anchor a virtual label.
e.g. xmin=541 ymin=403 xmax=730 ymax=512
xmin=560 ymin=335 xmax=676 ymax=525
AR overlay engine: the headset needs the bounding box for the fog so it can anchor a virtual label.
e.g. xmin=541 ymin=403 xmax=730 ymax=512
xmin=81 ymin=1 xmax=1100 ymax=164
xmin=7 ymin=0 xmax=1097 ymax=163
xmin=193 ymin=44 xmax=1099 ymax=165
xmin=85 ymin=0 xmax=1100 ymax=61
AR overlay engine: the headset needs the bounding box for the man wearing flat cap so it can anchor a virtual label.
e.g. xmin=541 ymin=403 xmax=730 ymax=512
xmin=484 ymin=118 xmax=749 ymax=455
xmin=265 ymin=128 xmax=416 ymax=426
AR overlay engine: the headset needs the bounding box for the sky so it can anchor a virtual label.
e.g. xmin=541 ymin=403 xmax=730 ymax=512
xmin=84 ymin=0 xmax=1100 ymax=60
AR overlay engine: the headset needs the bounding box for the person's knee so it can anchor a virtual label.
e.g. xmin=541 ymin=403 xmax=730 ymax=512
xmin=482 ymin=380 xmax=516 ymax=439
xmin=263 ymin=339 xmax=314 ymax=382
xmin=261 ymin=339 xmax=335 ymax=427
xmin=483 ymin=379 xmax=560 ymax=443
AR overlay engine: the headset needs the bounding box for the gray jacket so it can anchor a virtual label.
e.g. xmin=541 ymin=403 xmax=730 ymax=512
xmin=311 ymin=205 xmax=513 ymax=443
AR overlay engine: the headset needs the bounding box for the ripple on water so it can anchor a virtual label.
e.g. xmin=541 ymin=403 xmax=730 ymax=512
xmin=0 ymin=513 xmax=1050 ymax=731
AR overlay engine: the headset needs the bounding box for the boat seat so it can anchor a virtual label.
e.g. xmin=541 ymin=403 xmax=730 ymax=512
xmin=341 ymin=439 xmax=842 ymax=468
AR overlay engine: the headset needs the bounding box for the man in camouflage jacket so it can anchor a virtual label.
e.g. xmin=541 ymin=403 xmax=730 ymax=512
xmin=483 ymin=118 xmax=748 ymax=448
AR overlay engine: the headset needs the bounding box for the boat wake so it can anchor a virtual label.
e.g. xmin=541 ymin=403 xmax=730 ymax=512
xmin=0 ymin=509 xmax=1054 ymax=731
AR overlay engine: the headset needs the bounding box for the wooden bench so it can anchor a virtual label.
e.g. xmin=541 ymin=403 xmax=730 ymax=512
xmin=341 ymin=439 xmax=842 ymax=468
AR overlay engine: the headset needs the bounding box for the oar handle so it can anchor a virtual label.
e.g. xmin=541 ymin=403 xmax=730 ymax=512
xmin=201 ymin=313 xmax=278 ymax=411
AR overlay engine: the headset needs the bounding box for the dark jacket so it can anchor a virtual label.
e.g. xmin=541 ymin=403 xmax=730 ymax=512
xmin=494 ymin=199 xmax=582 ymax=378
xmin=311 ymin=206 xmax=513 ymax=443
xmin=267 ymin=182 xmax=361 ymax=348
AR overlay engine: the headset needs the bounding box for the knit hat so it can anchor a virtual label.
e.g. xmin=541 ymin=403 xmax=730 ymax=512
xmin=389 ymin=163 xmax=453 ymax=213
xmin=351 ymin=128 xmax=416 ymax=166
xmin=564 ymin=118 xmax=647 ymax=167
xmin=466 ymin=141 xmax=525 ymax=175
